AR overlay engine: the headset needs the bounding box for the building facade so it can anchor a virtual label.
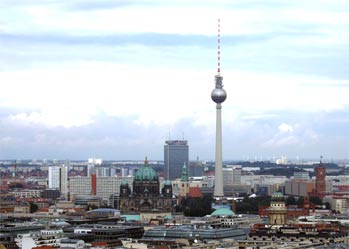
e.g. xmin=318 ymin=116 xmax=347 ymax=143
xmin=164 ymin=140 xmax=189 ymax=180
xmin=119 ymin=158 xmax=173 ymax=213
xmin=48 ymin=165 xmax=68 ymax=197
xmin=69 ymin=176 xmax=133 ymax=205
xmin=223 ymin=165 xmax=242 ymax=186
xmin=268 ymin=192 xmax=287 ymax=225
xmin=285 ymin=179 xmax=314 ymax=197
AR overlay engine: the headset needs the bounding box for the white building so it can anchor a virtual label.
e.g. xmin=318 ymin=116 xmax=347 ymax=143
xmin=60 ymin=239 xmax=85 ymax=249
xmin=48 ymin=166 xmax=60 ymax=189
xmin=69 ymin=176 xmax=92 ymax=197
xmin=323 ymin=196 xmax=348 ymax=214
xmin=241 ymin=175 xmax=287 ymax=189
xmin=69 ymin=176 xmax=134 ymax=205
xmin=96 ymin=167 xmax=110 ymax=177
xmin=10 ymin=189 xmax=42 ymax=198
xmin=223 ymin=165 xmax=242 ymax=186
xmin=60 ymin=165 xmax=69 ymax=198
xmin=96 ymin=176 xmax=133 ymax=202
xmin=48 ymin=165 xmax=68 ymax=198
xmin=293 ymin=172 xmax=309 ymax=180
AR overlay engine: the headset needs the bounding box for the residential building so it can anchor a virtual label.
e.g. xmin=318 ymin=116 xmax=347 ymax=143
xmin=48 ymin=165 xmax=68 ymax=197
xmin=223 ymin=165 xmax=242 ymax=186
xmin=285 ymin=179 xmax=314 ymax=197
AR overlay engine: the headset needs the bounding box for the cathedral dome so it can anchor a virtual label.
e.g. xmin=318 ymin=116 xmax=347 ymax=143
xmin=121 ymin=180 xmax=129 ymax=186
xmin=164 ymin=180 xmax=172 ymax=186
xmin=271 ymin=191 xmax=285 ymax=201
xmin=134 ymin=158 xmax=158 ymax=182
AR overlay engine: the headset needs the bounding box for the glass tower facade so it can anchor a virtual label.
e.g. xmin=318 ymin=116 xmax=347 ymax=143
xmin=164 ymin=140 xmax=189 ymax=180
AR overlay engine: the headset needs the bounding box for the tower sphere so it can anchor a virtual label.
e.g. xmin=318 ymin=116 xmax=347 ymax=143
xmin=211 ymin=88 xmax=227 ymax=104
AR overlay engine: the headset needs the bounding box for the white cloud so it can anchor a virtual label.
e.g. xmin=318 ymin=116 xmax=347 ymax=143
xmin=1 ymin=0 xmax=349 ymax=159
xmin=278 ymin=123 xmax=294 ymax=133
xmin=1 ymin=62 xmax=349 ymax=128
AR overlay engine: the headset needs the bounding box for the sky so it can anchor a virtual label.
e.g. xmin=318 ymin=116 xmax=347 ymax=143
xmin=1 ymin=0 xmax=349 ymax=161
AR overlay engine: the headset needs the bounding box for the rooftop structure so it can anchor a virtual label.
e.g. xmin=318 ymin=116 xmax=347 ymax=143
xmin=143 ymin=225 xmax=246 ymax=241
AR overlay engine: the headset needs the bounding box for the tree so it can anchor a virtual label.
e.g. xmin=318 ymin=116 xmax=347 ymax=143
xmin=309 ymin=196 xmax=322 ymax=206
xmin=182 ymin=196 xmax=213 ymax=217
xmin=297 ymin=196 xmax=304 ymax=206
xmin=286 ymin=196 xmax=297 ymax=206
xmin=236 ymin=196 xmax=271 ymax=214
xmin=29 ymin=202 xmax=38 ymax=213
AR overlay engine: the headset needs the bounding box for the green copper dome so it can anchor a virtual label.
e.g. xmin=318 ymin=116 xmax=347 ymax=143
xmin=271 ymin=191 xmax=285 ymax=201
xmin=134 ymin=157 xmax=158 ymax=182
xmin=164 ymin=180 xmax=172 ymax=186
xmin=121 ymin=180 xmax=128 ymax=186
xmin=211 ymin=208 xmax=235 ymax=217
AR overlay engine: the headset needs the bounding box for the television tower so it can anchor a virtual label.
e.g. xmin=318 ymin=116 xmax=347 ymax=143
xmin=211 ymin=19 xmax=227 ymax=198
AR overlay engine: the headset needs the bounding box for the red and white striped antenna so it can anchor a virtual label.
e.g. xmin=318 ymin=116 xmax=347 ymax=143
xmin=217 ymin=18 xmax=221 ymax=75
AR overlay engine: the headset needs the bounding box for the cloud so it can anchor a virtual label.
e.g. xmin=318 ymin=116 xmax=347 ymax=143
xmin=278 ymin=123 xmax=294 ymax=133
xmin=1 ymin=106 xmax=349 ymax=160
xmin=1 ymin=0 xmax=349 ymax=160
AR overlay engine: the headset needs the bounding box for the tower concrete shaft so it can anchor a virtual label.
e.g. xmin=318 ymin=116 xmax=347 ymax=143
xmin=214 ymin=103 xmax=224 ymax=197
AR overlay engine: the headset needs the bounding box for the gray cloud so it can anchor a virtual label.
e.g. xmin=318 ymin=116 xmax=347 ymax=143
xmin=1 ymin=108 xmax=349 ymax=160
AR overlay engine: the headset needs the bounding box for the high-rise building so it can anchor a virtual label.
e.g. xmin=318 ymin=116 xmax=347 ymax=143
xmin=60 ymin=165 xmax=69 ymax=198
xmin=164 ymin=140 xmax=189 ymax=180
xmin=211 ymin=19 xmax=227 ymax=198
xmin=223 ymin=165 xmax=242 ymax=186
xmin=48 ymin=166 xmax=60 ymax=189
xmin=48 ymin=165 xmax=68 ymax=198
xmin=69 ymin=175 xmax=133 ymax=205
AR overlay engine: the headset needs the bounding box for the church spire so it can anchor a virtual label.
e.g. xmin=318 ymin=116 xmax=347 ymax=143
xmin=181 ymin=162 xmax=188 ymax=182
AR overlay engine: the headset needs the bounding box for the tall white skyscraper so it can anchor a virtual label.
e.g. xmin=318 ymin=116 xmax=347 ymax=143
xmin=60 ymin=165 xmax=69 ymax=197
xmin=48 ymin=165 xmax=68 ymax=198
xmin=48 ymin=166 xmax=60 ymax=189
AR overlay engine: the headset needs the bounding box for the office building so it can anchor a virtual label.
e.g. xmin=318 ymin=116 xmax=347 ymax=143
xmin=69 ymin=176 xmax=133 ymax=205
xmin=48 ymin=166 xmax=60 ymax=189
xmin=223 ymin=165 xmax=241 ymax=186
xmin=48 ymin=165 xmax=68 ymax=197
xmin=164 ymin=140 xmax=189 ymax=180
xmin=285 ymin=179 xmax=314 ymax=197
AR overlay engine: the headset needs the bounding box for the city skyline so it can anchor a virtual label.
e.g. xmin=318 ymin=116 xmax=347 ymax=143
xmin=1 ymin=1 xmax=349 ymax=160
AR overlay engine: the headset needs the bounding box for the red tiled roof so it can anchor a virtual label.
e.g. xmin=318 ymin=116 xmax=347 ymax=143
xmin=188 ymin=187 xmax=203 ymax=198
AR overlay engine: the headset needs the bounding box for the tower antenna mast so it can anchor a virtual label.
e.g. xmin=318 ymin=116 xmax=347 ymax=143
xmin=217 ymin=18 xmax=221 ymax=76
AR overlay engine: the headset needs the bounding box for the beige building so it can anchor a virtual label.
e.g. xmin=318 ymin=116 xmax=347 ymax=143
xmin=323 ymin=196 xmax=348 ymax=214
xmin=268 ymin=192 xmax=287 ymax=225
xmin=14 ymin=204 xmax=30 ymax=214
xmin=285 ymin=179 xmax=314 ymax=197
xmin=10 ymin=189 xmax=42 ymax=198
